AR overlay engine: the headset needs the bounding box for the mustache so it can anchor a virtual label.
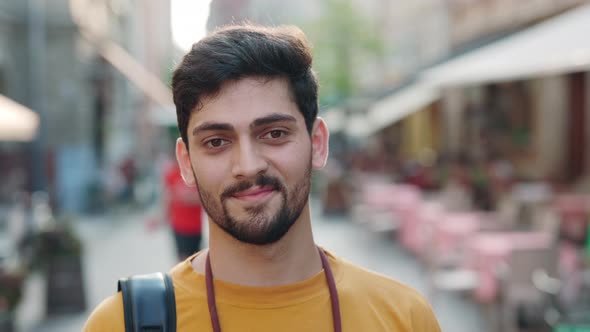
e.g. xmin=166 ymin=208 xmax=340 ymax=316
xmin=221 ymin=175 xmax=284 ymax=199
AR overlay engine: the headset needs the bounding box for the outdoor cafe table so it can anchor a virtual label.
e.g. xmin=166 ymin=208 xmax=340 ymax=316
xmin=464 ymin=231 xmax=554 ymax=303
xmin=431 ymin=213 xmax=482 ymax=258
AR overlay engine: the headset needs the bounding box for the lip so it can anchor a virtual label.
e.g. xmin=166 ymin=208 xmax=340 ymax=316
xmin=232 ymin=186 xmax=276 ymax=202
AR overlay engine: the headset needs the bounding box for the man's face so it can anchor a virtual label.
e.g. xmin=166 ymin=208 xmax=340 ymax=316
xmin=176 ymin=77 xmax=329 ymax=245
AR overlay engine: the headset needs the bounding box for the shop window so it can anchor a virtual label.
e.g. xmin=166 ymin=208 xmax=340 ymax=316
xmin=484 ymin=82 xmax=534 ymax=157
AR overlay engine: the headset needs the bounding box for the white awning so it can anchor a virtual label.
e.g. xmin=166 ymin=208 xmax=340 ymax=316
xmin=366 ymin=82 xmax=439 ymax=134
xmin=0 ymin=94 xmax=39 ymax=142
xmin=345 ymin=113 xmax=372 ymax=138
xmin=346 ymin=82 xmax=439 ymax=137
xmin=326 ymin=83 xmax=440 ymax=138
xmin=421 ymin=4 xmax=590 ymax=86
xmin=70 ymin=2 xmax=175 ymax=125
xmin=98 ymin=40 xmax=174 ymax=108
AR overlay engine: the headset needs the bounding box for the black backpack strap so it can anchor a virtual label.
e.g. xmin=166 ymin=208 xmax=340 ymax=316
xmin=117 ymin=272 xmax=176 ymax=332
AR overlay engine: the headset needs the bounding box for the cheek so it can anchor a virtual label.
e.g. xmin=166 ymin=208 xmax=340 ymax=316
xmin=267 ymin=143 xmax=311 ymax=177
xmin=191 ymin=157 xmax=229 ymax=191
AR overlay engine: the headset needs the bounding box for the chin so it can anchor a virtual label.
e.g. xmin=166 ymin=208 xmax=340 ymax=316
xmin=228 ymin=210 xmax=298 ymax=245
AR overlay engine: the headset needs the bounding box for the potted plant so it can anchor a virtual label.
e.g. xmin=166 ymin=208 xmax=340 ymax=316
xmin=36 ymin=217 xmax=86 ymax=315
xmin=0 ymin=267 xmax=25 ymax=332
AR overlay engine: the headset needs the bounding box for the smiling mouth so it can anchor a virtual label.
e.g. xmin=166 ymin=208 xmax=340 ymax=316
xmin=232 ymin=186 xmax=276 ymax=202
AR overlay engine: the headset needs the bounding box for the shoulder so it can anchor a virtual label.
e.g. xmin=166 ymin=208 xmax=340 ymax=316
xmin=334 ymin=255 xmax=423 ymax=299
xmin=83 ymin=292 xmax=125 ymax=332
xmin=333 ymin=255 xmax=441 ymax=330
xmin=83 ymin=259 xmax=193 ymax=332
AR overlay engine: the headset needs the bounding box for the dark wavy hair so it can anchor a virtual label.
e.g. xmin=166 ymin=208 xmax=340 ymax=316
xmin=172 ymin=24 xmax=319 ymax=146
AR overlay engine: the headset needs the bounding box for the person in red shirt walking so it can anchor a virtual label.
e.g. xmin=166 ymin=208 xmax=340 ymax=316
xmin=163 ymin=161 xmax=203 ymax=261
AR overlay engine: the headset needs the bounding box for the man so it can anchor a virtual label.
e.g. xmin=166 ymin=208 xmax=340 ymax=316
xmin=84 ymin=24 xmax=441 ymax=331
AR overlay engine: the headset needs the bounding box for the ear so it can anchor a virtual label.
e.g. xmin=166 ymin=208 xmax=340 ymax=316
xmin=175 ymin=137 xmax=196 ymax=187
xmin=311 ymin=117 xmax=329 ymax=170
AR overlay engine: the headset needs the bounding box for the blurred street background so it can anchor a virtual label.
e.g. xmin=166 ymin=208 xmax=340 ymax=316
xmin=1 ymin=0 xmax=590 ymax=331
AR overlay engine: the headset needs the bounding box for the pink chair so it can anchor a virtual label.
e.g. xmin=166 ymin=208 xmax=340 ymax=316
xmin=432 ymin=212 xmax=481 ymax=263
xmin=352 ymin=182 xmax=398 ymax=230
xmin=464 ymin=232 xmax=554 ymax=304
xmin=353 ymin=183 xmax=421 ymax=234
xmin=391 ymin=185 xmax=422 ymax=248
xmin=413 ymin=201 xmax=445 ymax=258
xmin=427 ymin=213 xmax=482 ymax=298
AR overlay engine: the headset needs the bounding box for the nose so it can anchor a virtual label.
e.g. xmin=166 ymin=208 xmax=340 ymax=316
xmin=231 ymin=140 xmax=268 ymax=178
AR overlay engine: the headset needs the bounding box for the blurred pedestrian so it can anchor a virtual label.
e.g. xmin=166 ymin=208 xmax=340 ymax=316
xmin=84 ymin=24 xmax=440 ymax=332
xmin=163 ymin=161 xmax=203 ymax=261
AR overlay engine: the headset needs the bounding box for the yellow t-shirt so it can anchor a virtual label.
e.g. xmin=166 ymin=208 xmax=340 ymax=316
xmin=84 ymin=251 xmax=441 ymax=331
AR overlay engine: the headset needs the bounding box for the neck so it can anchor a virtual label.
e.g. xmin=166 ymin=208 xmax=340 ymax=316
xmin=192 ymin=204 xmax=322 ymax=287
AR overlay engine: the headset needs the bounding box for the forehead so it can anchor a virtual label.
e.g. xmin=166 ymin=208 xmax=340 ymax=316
xmin=189 ymin=77 xmax=303 ymax=130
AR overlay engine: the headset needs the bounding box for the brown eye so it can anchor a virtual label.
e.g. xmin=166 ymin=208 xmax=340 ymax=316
xmin=261 ymin=129 xmax=288 ymax=141
xmin=270 ymin=130 xmax=283 ymax=138
xmin=205 ymin=138 xmax=229 ymax=149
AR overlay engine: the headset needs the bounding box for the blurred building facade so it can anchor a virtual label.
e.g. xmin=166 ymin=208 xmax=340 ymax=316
xmin=434 ymin=1 xmax=590 ymax=184
xmin=447 ymin=0 xmax=583 ymax=48
xmin=361 ymin=0 xmax=589 ymax=169
xmin=207 ymin=0 xmax=320 ymax=30
xmin=0 ymin=0 xmax=97 ymax=212
xmin=0 ymin=0 xmax=174 ymax=213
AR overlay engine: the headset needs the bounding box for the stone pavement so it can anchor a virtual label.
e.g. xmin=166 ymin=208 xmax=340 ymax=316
xmin=16 ymin=201 xmax=489 ymax=332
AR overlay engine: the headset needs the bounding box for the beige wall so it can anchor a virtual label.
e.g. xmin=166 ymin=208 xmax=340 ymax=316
xmin=400 ymin=106 xmax=435 ymax=160
xmin=378 ymin=0 xmax=450 ymax=85
xmin=527 ymin=76 xmax=568 ymax=179
xmin=448 ymin=0 xmax=587 ymax=48
xmin=441 ymin=87 xmax=464 ymax=154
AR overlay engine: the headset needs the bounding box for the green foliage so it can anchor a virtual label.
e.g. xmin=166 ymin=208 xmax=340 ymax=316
xmin=302 ymin=0 xmax=384 ymax=104
xmin=35 ymin=216 xmax=83 ymax=269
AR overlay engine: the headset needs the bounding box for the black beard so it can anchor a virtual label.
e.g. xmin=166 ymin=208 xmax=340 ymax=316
xmin=194 ymin=165 xmax=311 ymax=245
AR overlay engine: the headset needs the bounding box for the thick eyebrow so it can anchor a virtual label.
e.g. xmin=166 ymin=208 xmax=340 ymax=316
xmin=191 ymin=114 xmax=297 ymax=136
xmin=192 ymin=122 xmax=234 ymax=136
xmin=250 ymin=114 xmax=297 ymax=129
